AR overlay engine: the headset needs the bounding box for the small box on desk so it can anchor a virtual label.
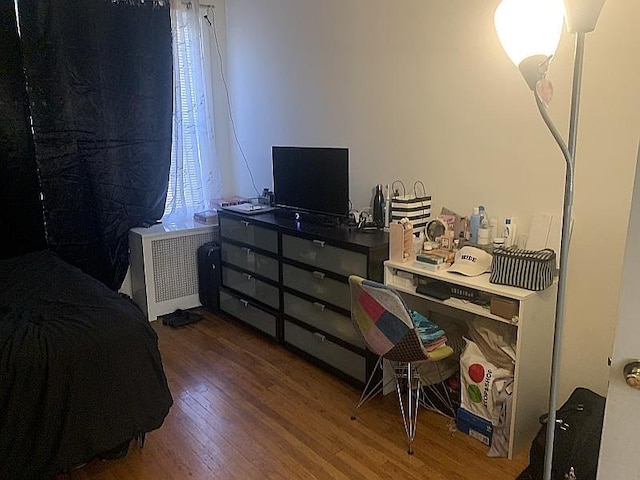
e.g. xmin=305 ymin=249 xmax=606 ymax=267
xmin=416 ymin=252 xmax=445 ymax=264
xmin=389 ymin=223 xmax=414 ymax=263
xmin=490 ymin=296 xmax=519 ymax=320
xmin=413 ymin=260 xmax=448 ymax=272
xmin=391 ymin=269 xmax=415 ymax=288
xmin=193 ymin=209 xmax=218 ymax=225
xmin=456 ymin=408 xmax=493 ymax=446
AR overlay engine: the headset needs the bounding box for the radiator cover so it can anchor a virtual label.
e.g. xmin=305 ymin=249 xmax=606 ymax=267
xmin=129 ymin=220 xmax=218 ymax=321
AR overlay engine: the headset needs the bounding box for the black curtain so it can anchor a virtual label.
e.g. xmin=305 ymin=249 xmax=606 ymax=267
xmin=15 ymin=0 xmax=172 ymax=289
xmin=0 ymin=0 xmax=47 ymax=259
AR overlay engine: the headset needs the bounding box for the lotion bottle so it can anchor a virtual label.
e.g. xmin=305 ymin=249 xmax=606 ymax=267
xmin=504 ymin=217 xmax=517 ymax=247
xmin=478 ymin=214 xmax=490 ymax=245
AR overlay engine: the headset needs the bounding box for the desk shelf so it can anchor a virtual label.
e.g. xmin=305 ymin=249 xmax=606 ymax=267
xmin=384 ymin=259 xmax=558 ymax=459
xmin=386 ymin=260 xmax=537 ymax=300
xmin=386 ymin=279 xmax=516 ymax=326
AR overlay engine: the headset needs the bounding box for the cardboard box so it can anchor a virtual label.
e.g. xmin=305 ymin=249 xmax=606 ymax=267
xmin=490 ymin=296 xmax=519 ymax=320
xmin=456 ymin=408 xmax=493 ymax=446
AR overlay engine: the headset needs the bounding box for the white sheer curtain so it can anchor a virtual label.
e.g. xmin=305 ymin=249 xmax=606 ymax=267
xmin=165 ymin=2 xmax=222 ymax=220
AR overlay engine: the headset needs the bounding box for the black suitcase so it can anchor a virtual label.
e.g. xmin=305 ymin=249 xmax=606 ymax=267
xmin=517 ymin=387 xmax=606 ymax=480
xmin=197 ymin=241 xmax=221 ymax=312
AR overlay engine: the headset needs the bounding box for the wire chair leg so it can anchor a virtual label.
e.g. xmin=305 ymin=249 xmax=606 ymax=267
xmin=352 ymin=356 xmax=396 ymax=419
xmin=396 ymin=362 xmax=422 ymax=454
xmin=420 ymin=361 xmax=457 ymax=420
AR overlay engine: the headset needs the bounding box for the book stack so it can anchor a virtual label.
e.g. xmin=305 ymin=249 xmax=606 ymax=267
xmin=193 ymin=210 xmax=218 ymax=225
xmin=413 ymin=252 xmax=449 ymax=272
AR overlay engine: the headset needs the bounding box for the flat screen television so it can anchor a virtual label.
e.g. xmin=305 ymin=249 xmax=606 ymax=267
xmin=272 ymin=146 xmax=349 ymax=219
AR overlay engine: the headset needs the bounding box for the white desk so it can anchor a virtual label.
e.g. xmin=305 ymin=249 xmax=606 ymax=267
xmin=384 ymin=259 xmax=557 ymax=459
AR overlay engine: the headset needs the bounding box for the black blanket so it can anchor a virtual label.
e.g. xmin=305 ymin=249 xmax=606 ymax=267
xmin=0 ymin=250 xmax=173 ymax=479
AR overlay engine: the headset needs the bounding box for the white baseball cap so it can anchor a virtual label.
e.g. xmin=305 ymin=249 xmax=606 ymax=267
xmin=447 ymin=246 xmax=492 ymax=277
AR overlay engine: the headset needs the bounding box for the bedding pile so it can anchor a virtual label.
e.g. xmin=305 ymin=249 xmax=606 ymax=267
xmin=0 ymin=250 xmax=173 ymax=479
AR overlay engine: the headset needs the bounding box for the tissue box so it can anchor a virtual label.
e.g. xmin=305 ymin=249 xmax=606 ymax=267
xmin=456 ymin=408 xmax=493 ymax=446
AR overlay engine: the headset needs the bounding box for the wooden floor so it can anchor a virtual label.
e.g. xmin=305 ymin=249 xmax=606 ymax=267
xmin=65 ymin=310 xmax=528 ymax=480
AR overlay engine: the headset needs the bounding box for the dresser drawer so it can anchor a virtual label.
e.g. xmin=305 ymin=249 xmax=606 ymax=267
xmin=222 ymin=267 xmax=279 ymax=309
xmin=284 ymin=320 xmax=367 ymax=383
xmin=282 ymin=234 xmax=367 ymax=277
xmin=283 ymin=293 xmax=364 ymax=348
xmin=282 ymin=264 xmax=350 ymax=310
xmin=220 ymin=217 xmax=278 ymax=253
xmin=220 ymin=290 xmax=277 ymax=338
xmin=221 ymin=242 xmax=278 ymax=281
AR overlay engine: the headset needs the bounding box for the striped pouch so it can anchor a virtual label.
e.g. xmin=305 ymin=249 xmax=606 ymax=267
xmin=489 ymin=247 xmax=556 ymax=291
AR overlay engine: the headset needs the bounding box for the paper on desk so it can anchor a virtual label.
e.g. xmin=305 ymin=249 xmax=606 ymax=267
xmin=526 ymin=214 xmax=553 ymax=250
xmin=526 ymin=213 xmax=570 ymax=268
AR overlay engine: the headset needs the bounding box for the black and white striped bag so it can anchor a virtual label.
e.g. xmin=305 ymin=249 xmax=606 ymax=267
xmin=390 ymin=180 xmax=431 ymax=234
xmin=489 ymin=247 xmax=556 ymax=291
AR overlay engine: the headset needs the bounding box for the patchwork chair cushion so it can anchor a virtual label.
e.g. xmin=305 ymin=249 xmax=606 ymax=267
xmin=348 ymin=274 xmax=457 ymax=454
xmin=349 ymin=275 xmax=453 ymax=363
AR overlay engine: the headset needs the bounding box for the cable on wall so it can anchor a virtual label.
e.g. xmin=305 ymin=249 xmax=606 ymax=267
xmin=204 ymin=5 xmax=260 ymax=196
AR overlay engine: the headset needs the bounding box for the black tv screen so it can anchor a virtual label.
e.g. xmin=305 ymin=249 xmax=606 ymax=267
xmin=272 ymin=146 xmax=349 ymax=218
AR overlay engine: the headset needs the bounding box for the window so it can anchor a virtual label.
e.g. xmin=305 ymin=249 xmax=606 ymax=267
xmin=165 ymin=2 xmax=221 ymax=219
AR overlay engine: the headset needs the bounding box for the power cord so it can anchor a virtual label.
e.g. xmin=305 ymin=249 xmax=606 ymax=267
xmin=206 ymin=6 xmax=260 ymax=196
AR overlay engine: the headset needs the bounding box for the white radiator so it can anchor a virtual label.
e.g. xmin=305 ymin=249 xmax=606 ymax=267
xmin=129 ymin=219 xmax=218 ymax=321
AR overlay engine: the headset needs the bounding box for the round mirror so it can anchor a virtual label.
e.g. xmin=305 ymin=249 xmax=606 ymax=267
xmin=425 ymin=218 xmax=447 ymax=242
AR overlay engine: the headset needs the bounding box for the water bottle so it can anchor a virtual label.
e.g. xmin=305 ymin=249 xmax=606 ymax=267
xmin=373 ymin=184 xmax=384 ymax=228
xmin=469 ymin=207 xmax=481 ymax=244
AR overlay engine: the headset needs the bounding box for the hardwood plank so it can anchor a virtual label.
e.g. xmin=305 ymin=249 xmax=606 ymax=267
xmin=61 ymin=310 xmax=530 ymax=479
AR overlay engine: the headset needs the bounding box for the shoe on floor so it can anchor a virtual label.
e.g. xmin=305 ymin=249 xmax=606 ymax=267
xmin=162 ymin=309 xmax=202 ymax=327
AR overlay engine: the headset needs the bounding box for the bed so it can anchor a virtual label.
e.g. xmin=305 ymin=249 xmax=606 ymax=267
xmin=0 ymin=249 xmax=173 ymax=479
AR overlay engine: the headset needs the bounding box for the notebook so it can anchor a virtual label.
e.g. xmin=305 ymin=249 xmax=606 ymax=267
xmin=221 ymin=203 xmax=274 ymax=215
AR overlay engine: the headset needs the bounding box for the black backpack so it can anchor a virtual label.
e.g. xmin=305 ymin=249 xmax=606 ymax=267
xmin=517 ymin=387 xmax=606 ymax=480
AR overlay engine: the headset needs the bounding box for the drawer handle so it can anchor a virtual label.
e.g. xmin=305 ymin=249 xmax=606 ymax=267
xmin=245 ymin=273 xmax=253 ymax=280
xmin=313 ymin=239 xmax=325 ymax=248
xmin=240 ymin=299 xmax=249 ymax=307
xmin=312 ymin=271 xmax=325 ymax=280
xmin=242 ymin=221 xmax=250 ymax=227
xmin=313 ymin=302 xmax=326 ymax=311
xmin=242 ymin=246 xmax=252 ymax=254
xmin=313 ymin=332 xmax=326 ymax=342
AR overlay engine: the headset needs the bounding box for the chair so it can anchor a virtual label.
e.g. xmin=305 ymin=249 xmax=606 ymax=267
xmin=348 ymin=275 xmax=458 ymax=454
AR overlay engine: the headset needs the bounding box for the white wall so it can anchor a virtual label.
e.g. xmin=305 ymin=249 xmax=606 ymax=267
xmin=199 ymin=0 xmax=237 ymax=200
xmin=221 ymin=0 xmax=640 ymax=399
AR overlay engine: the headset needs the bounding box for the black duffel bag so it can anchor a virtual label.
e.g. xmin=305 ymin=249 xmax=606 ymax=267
xmin=517 ymin=387 xmax=606 ymax=480
xmin=197 ymin=241 xmax=221 ymax=312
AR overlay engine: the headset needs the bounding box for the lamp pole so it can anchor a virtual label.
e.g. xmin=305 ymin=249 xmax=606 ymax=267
xmin=532 ymin=31 xmax=585 ymax=480
xmin=495 ymin=1 xmax=605 ymax=478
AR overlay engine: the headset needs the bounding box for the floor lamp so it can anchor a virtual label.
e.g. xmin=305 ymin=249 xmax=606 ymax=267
xmin=493 ymin=1 xmax=606 ymax=479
